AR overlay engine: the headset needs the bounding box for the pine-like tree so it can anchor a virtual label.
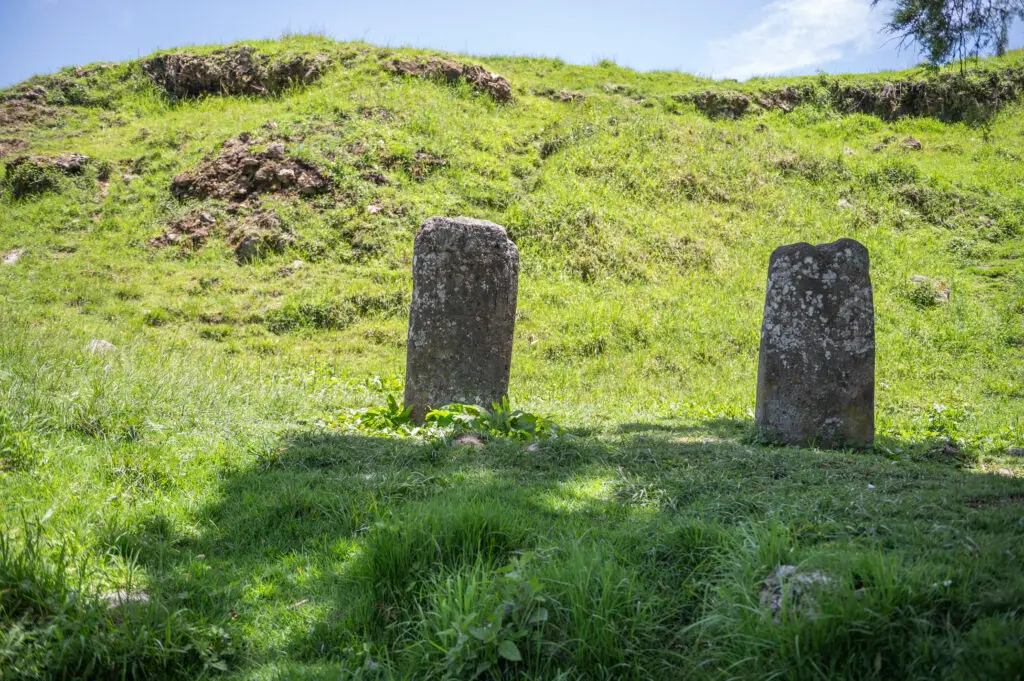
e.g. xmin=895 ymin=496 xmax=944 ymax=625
xmin=873 ymin=0 xmax=1024 ymax=68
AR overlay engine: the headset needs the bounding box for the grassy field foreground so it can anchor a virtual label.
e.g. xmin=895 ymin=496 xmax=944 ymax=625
xmin=1 ymin=36 xmax=1024 ymax=680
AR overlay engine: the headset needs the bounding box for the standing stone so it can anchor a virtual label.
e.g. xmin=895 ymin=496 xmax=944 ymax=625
xmin=755 ymin=239 xmax=874 ymax=448
xmin=404 ymin=217 xmax=519 ymax=423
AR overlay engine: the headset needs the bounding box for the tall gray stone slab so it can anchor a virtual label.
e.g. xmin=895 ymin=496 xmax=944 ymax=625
xmin=404 ymin=217 xmax=519 ymax=423
xmin=755 ymin=238 xmax=874 ymax=448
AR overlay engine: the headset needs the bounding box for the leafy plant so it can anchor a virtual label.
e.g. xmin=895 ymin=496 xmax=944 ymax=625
xmin=329 ymin=386 xmax=562 ymax=442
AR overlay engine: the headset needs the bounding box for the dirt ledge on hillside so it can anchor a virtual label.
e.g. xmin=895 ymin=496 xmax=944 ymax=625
xmin=143 ymin=47 xmax=332 ymax=99
xmin=679 ymin=66 xmax=1024 ymax=122
xmin=383 ymin=57 xmax=513 ymax=102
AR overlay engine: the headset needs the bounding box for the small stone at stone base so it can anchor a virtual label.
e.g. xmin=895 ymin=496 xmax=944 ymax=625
xmin=87 ymin=340 xmax=117 ymax=354
xmin=100 ymin=591 xmax=150 ymax=609
xmin=453 ymin=434 xmax=485 ymax=449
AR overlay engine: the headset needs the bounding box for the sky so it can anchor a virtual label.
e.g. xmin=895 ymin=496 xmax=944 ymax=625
xmin=2 ymin=0 xmax=1024 ymax=88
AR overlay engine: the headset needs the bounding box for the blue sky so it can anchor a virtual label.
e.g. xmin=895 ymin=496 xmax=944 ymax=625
xmin=2 ymin=0 xmax=1023 ymax=88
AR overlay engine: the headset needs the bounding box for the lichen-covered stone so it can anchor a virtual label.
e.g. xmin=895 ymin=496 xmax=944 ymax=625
xmin=404 ymin=217 xmax=519 ymax=423
xmin=755 ymin=239 xmax=874 ymax=448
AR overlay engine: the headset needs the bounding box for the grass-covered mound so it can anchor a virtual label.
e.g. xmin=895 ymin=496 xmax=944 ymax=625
xmin=1 ymin=35 xmax=1023 ymax=680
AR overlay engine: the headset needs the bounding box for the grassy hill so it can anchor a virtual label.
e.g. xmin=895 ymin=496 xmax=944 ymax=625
xmin=1 ymin=35 xmax=1023 ymax=680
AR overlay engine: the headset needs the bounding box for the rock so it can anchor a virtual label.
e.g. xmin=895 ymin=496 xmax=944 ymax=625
xmin=100 ymin=590 xmax=150 ymax=609
xmin=902 ymin=137 xmax=923 ymax=150
xmin=909 ymin=275 xmax=950 ymax=305
xmin=453 ymin=434 xmax=485 ymax=449
xmin=755 ymin=239 xmax=875 ymax=449
xmin=233 ymin=234 xmax=261 ymax=263
xmin=843 ymin=147 xmax=856 ymax=156
xmin=837 ymin=198 xmax=853 ymax=209
xmin=404 ymin=217 xmax=519 ymax=423
xmin=2 ymin=248 xmax=25 ymax=265
xmin=87 ymin=340 xmax=117 ymax=354
xmin=266 ymin=143 xmax=286 ymax=161
xmin=760 ymin=565 xmax=831 ymax=623
xmin=1007 ymin=448 xmax=1024 ymax=458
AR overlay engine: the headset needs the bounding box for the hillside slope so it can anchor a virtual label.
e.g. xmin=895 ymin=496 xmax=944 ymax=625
xmin=1 ymin=37 xmax=1023 ymax=680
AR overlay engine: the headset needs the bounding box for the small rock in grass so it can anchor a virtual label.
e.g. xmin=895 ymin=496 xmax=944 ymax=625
xmin=100 ymin=590 xmax=150 ymax=609
xmin=87 ymin=339 xmax=117 ymax=354
xmin=910 ymin=275 xmax=950 ymax=305
xmin=760 ymin=565 xmax=831 ymax=623
xmin=2 ymin=248 xmax=25 ymax=265
xmin=453 ymin=434 xmax=485 ymax=449
xmin=837 ymin=198 xmax=853 ymax=209
xmin=526 ymin=442 xmax=540 ymax=452
xmin=843 ymin=147 xmax=856 ymax=156
xmin=1007 ymin=448 xmax=1024 ymax=458
xmin=902 ymin=137 xmax=923 ymax=150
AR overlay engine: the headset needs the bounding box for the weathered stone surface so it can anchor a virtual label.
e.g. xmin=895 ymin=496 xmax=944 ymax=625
xmin=404 ymin=217 xmax=519 ymax=423
xmin=755 ymin=238 xmax=875 ymax=448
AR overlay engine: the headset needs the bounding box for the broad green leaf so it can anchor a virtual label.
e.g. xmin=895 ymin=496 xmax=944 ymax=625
xmin=498 ymin=640 xmax=522 ymax=662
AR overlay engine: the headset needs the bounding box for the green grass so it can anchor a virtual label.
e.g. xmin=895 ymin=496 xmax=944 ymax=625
xmin=2 ymin=34 xmax=1024 ymax=680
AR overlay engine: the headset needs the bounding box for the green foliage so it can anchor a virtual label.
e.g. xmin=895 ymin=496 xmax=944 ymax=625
xmin=331 ymin=389 xmax=562 ymax=442
xmin=1 ymin=35 xmax=1024 ymax=681
xmin=873 ymin=0 xmax=1024 ymax=66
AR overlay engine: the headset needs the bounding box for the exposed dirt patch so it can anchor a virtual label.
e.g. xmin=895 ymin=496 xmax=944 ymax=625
xmin=966 ymin=494 xmax=1024 ymax=509
xmin=3 ymin=153 xmax=90 ymax=198
xmin=170 ymin=134 xmax=330 ymax=202
xmin=143 ymin=47 xmax=333 ymax=99
xmin=383 ymin=57 xmax=513 ymax=102
xmin=149 ymin=210 xmax=218 ymax=250
xmin=150 ymin=207 xmax=293 ymax=263
xmin=684 ymin=67 xmax=1024 ymax=122
xmin=228 ymin=209 xmax=295 ymax=263
xmin=6 ymin=153 xmax=90 ymax=174
xmin=536 ymin=88 xmax=585 ymax=103
xmin=0 ymin=139 xmax=27 ymax=159
xmin=0 ymin=99 xmax=58 ymax=131
xmin=676 ymin=91 xmax=751 ymax=119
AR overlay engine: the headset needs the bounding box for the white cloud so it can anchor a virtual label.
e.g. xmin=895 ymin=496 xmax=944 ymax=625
xmin=711 ymin=0 xmax=880 ymax=80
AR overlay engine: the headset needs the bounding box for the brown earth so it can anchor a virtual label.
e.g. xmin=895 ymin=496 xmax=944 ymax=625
xmin=143 ymin=47 xmax=332 ymax=99
xmin=0 ymin=139 xmax=27 ymax=159
xmin=150 ymin=207 xmax=294 ymax=263
xmin=228 ymin=209 xmax=295 ymax=263
xmin=682 ymin=67 xmax=1024 ymax=122
xmin=383 ymin=57 xmax=513 ymax=102
xmin=149 ymin=210 xmax=218 ymax=250
xmin=5 ymin=153 xmax=89 ymax=174
xmin=0 ymin=99 xmax=58 ymax=131
xmin=170 ymin=134 xmax=330 ymax=202
xmin=536 ymin=88 xmax=585 ymax=103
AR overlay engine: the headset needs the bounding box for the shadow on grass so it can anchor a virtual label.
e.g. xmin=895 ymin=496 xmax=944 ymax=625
xmin=98 ymin=421 xmax=1024 ymax=676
